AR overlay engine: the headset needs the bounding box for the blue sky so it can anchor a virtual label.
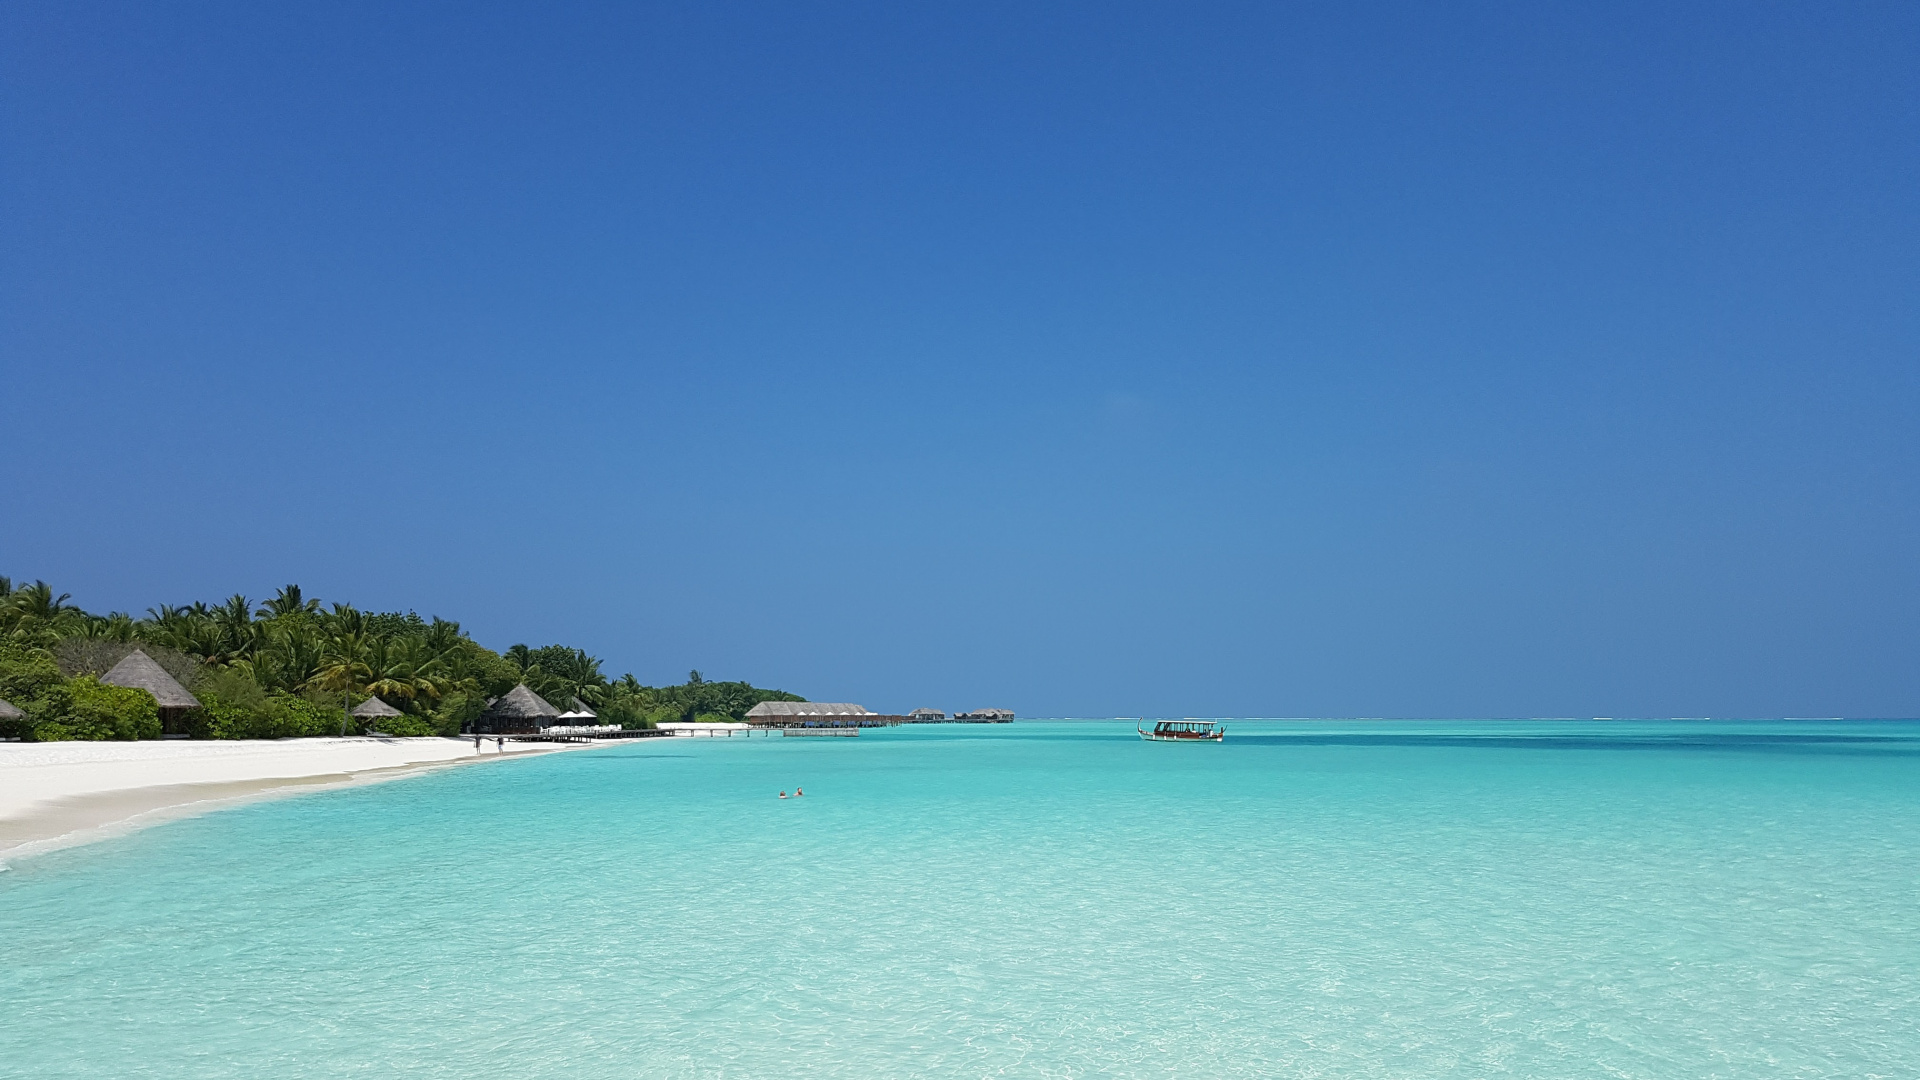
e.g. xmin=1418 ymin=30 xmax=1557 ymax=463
xmin=4 ymin=1 xmax=1916 ymax=717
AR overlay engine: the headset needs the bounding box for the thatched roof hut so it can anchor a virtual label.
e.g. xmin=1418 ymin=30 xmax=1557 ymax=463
xmin=955 ymin=708 xmax=1015 ymax=722
xmin=0 ymin=698 xmax=23 ymax=721
xmin=100 ymin=650 xmax=201 ymax=709
xmin=472 ymin=684 xmax=560 ymax=734
xmin=907 ymin=708 xmax=947 ymax=722
xmin=351 ymin=696 xmax=403 ymax=720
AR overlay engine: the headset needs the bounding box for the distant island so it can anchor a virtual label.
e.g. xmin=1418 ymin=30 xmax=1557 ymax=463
xmin=0 ymin=578 xmax=803 ymax=742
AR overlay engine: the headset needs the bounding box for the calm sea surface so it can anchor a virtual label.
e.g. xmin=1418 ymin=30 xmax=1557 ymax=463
xmin=3 ymin=720 xmax=1918 ymax=1078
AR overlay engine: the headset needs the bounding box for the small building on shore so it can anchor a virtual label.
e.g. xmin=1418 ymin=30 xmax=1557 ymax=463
xmin=907 ymin=708 xmax=947 ymax=723
xmin=100 ymin=649 xmax=201 ymax=734
xmin=955 ymin=708 xmax=1015 ymax=722
xmin=351 ymin=695 xmax=403 ymax=733
xmin=745 ymin=702 xmax=905 ymax=728
xmin=471 ymin=684 xmax=561 ymax=734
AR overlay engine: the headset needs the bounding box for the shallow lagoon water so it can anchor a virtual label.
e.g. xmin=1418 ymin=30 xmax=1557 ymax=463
xmin=3 ymin=720 xmax=1917 ymax=1078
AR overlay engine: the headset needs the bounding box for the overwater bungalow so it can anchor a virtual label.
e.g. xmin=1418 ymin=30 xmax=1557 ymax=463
xmin=907 ymin=708 xmax=947 ymax=723
xmin=471 ymin=684 xmax=561 ymax=734
xmin=954 ymin=708 xmax=1015 ymax=722
xmin=100 ymin=649 xmax=201 ymax=735
xmin=744 ymin=702 xmax=905 ymax=729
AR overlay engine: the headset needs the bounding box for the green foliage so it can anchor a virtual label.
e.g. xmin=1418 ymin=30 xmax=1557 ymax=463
xmin=430 ymin=690 xmax=489 ymax=734
xmin=1 ymin=580 xmax=82 ymax=646
xmin=0 ymin=643 xmax=65 ymax=704
xmin=191 ymin=693 xmax=347 ymax=740
xmin=506 ymin=644 xmax=607 ymax=710
xmin=0 ymin=644 xmax=65 ymax=738
xmin=461 ymin=646 xmax=525 ymax=699
xmin=26 ymin=677 xmax=161 ymax=741
xmin=70 ymin=612 xmax=138 ymax=641
xmin=195 ymin=664 xmax=268 ymax=712
xmin=594 ymin=672 xmax=805 ymax=729
xmin=51 ymin=639 xmax=200 ymax=685
xmin=364 ymin=611 xmax=429 ymax=640
xmin=3 ymin=576 xmax=806 ymax=740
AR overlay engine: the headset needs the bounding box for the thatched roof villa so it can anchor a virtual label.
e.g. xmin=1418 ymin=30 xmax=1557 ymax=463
xmin=954 ymin=708 xmax=1015 ymax=722
xmin=471 ymin=684 xmax=560 ymax=734
xmin=907 ymin=708 xmax=947 ymax=723
xmin=100 ymin=649 xmax=201 ymax=734
xmin=744 ymin=702 xmax=905 ymax=728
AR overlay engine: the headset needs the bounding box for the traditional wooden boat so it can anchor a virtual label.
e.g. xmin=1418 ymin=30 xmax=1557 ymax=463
xmin=1137 ymin=719 xmax=1225 ymax=742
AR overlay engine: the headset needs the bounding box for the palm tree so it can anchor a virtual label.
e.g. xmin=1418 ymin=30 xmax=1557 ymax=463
xmin=364 ymin=637 xmax=454 ymax=707
xmin=308 ymin=619 xmax=373 ymax=736
xmin=240 ymin=619 xmax=326 ymax=694
xmin=205 ymin=594 xmax=263 ymax=665
xmin=4 ymin=581 xmax=84 ymax=643
xmin=72 ymin=612 xmax=138 ymax=642
xmin=137 ymin=605 xmax=195 ymax=653
xmin=257 ymin=585 xmax=321 ymax=620
xmin=503 ymin=644 xmax=609 ymax=710
xmin=9 ymin=581 xmax=75 ymax=622
xmin=309 ymin=612 xmax=368 ymax=688
xmin=423 ymin=617 xmax=465 ymax=654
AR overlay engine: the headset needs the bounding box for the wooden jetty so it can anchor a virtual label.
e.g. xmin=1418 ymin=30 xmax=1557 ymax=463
xmin=482 ymin=728 xmax=672 ymax=745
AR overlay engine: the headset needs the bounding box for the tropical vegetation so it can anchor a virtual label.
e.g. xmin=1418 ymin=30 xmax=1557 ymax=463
xmin=0 ymin=577 xmax=803 ymax=741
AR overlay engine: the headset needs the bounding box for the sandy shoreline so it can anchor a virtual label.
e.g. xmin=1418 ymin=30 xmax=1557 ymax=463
xmin=0 ymin=736 xmax=588 ymax=863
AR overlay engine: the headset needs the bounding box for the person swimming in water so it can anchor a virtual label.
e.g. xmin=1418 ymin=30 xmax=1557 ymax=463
xmin=778 ymin=791 xmax=787 ymax=799
xmin=795 ymin=787 xmax=803 ymax=796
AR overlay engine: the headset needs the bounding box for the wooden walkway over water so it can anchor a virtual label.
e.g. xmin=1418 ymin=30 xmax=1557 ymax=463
xmin=478 ymin=723 xmax=886 ymax=744
xmin=479 ymin=729 xmax=672 ymax=745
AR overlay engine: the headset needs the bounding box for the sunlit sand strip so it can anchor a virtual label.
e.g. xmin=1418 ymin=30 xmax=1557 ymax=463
xmin=0 ymin=736 xmax=596 ymax=864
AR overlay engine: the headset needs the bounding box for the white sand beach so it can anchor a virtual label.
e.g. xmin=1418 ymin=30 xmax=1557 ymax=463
xmin=0 ymin=736 xmax=583 ymax=862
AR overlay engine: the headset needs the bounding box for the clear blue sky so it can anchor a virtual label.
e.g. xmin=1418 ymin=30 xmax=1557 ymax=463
xmin=4 ymin=2 xmax=1916 ymax=717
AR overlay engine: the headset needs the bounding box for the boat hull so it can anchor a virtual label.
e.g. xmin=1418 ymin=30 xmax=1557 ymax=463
xmin=1138 ymin=729 xmax=1225 ymax=742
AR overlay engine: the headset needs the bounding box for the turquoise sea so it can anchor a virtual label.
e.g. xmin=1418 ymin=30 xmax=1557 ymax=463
xmin=3 ymin=720 xmax=1917 ymax=1078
